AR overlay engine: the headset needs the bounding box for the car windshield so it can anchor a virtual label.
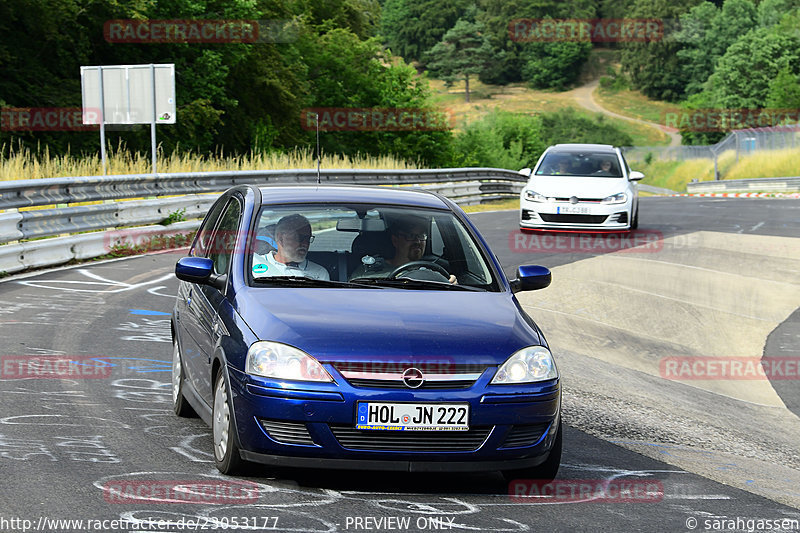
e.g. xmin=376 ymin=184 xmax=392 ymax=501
xmin=536 ymin=152 xmax=623 ymax=177
xmin=249 ymin=204 xmax=498 ymax=291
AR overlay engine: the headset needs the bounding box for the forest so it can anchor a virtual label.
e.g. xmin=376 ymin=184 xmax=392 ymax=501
xmin=1 ymin=0 xmax=799 ymax=168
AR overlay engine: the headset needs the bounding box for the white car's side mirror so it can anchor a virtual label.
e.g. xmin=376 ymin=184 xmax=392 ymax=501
xmin=519 ymin=168 xmax=532 ymax=177
xmin=629 ymin=171 xmax=644 ymax=181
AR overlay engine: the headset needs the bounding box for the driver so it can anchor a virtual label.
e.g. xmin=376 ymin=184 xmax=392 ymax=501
xmin=350 ymin=215 xmax=457 ymax=284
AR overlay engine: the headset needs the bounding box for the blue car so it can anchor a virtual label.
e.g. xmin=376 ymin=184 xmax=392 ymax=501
xmin=171 ymin=184 xmax=561 ymax=478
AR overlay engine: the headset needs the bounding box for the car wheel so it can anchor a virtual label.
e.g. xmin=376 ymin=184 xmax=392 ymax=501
xmin=630 ymin=206 xmax=639 ymax=230
xmin=171 ymin=340 xmax=196 ymax=417
xmin=502 ymin=419 xmax=563 ymax=482
xmin=212 ymin=370 xmax=244 ymax=474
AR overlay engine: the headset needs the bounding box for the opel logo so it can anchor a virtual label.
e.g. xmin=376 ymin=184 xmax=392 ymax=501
xmin=401 ymin=367 xmax=424 ymax=389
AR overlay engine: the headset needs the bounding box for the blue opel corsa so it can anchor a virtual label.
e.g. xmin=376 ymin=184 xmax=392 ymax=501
xmin=171 ymin=185 xmax=561 ymax=479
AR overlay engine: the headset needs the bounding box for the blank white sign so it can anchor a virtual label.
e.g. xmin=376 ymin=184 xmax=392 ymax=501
xmin=81 ymin=64 xmax=176 ymax=125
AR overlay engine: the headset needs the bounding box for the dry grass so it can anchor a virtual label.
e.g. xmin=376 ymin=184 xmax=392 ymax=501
xmin=0 ymin=142 xmax=418 ymax=181
xmin=594 ymin=87 xmax=679 ymax=126
xmin=631 ymin=147 xmax=800 ymax=192
xmin=722 ymin=148 xmax=800 ymax=181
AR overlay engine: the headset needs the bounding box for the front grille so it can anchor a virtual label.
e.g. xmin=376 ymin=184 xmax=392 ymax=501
xmin=501 ymin=423 xmax=549 ymax=448
xmin=539 ymin=214 xmax=608 ymax=224
xmin=329 ymin=424 xmax=493 ymax=451
xmin=347 ymin=379 xmax=474 ymax=390
xmin=332 ymin=362 xmax=492 ymax=390
xmin=259 ymin=419 xmax=317 ymax=446
xmin=552 ymin=197 xmax=603 ymax=203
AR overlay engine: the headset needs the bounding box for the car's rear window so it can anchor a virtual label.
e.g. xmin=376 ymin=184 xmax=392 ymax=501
xmin=536 ymin=152 xmax=623 ymax=177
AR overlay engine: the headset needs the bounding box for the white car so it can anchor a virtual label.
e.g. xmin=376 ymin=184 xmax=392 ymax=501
xmin=519 ymin=144 xmax=643 ymax=232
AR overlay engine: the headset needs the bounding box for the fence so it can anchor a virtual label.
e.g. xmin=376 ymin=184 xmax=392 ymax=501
xmin=623 ymin=125 xmax=800 ymax=179
xmin=0 ymin=168 xmax=526 ymax=275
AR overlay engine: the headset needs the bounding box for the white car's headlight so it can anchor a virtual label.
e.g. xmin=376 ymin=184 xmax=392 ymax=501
xmin=602 ymin=192 xmax=627 ymax=204
xmin=525 ymin=190 xmax=546 ymax=202
xmin=246 ymin=341 xmax=332 ymax=382
xmin=491 ymin=346 xmax=558 ymax=384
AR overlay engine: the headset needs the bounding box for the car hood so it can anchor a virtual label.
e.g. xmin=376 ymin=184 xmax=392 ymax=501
xmin=527 ymin=175 xmax=629 ymax=198
xmin=234 ymin=288 xmax=543 ymax=366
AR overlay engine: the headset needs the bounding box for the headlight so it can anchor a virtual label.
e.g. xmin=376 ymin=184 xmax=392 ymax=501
xmin=245 ymin=341 xmax=332 ymax=382
xmin=602 ymin=192 xmax=627 ymax=204
xmin=491 ymin=346 xmax=557 ymax=384
xmin=525 ymin=190 xmax=546 ymax=202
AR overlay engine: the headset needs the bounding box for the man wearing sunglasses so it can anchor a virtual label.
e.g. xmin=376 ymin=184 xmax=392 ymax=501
xmin=252 ymin=213 xmax=330 ymax=280
xmin=350 ymin=215 xmax=456 ymax=284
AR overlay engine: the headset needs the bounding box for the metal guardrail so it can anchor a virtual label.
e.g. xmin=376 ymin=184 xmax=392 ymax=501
xmin=686 ymin=177 xmax=800 ymax=193
xmin=0 ymin=168 xmax=526 ymax=275
xmin=0 ymin=168 xmax=523 ymax=210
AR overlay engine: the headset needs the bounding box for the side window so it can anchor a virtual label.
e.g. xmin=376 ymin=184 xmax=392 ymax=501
xmin=192 ymin=198 xmax=227 ymax=258
xmin=208 ymin=199 xmax=242 ymax=276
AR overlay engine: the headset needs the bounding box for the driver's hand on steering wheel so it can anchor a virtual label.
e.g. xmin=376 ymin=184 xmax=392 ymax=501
xmin=448 ymin=274 xmax=458 ymax=285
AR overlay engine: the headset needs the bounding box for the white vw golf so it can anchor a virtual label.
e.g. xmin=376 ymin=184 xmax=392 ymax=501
xmin=519 ymin=144 xmax=643 ymax=232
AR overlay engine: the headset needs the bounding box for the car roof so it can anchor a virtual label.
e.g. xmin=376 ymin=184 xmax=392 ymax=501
xmin=548 ymin=143 xmax=618 ymax=153
xmin=256 ymin=185 xmax=451 ymax=209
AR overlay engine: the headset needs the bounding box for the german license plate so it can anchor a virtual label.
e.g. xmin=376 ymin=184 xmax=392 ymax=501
xmin=557 ymin=205 xmax=589 ymax=214
xmin=356 ymin=402 xmax=469 ymax=431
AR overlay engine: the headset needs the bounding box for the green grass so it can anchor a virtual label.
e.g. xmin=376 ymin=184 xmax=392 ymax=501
xmin=594 ymin=87 xmax=679 ymax=128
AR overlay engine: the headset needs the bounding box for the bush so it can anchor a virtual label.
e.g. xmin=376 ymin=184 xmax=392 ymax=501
xmin=451 ymin=111 xmax=547 ymax=169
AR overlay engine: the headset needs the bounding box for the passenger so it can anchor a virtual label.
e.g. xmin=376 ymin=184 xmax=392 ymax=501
xmin=252 ymin=214 xmax=329 ymax=280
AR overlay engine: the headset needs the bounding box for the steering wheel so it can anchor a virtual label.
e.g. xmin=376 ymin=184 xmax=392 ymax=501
xmin=388 ymin=260 xmax=450 ymax=280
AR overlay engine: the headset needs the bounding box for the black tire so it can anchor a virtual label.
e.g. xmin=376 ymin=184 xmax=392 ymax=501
xmin=630 ymin=206 xmax=639 ymax=230
xmin=212 ymin=370 xmax=244 ymax=475
xmin=171 ymin=340 xmax=196 ymax=417
xmin=502 ymin=419 xmax=563 ymax=482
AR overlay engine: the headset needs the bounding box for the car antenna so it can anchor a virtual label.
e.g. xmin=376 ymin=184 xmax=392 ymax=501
xmin=312 ymin=112 xmax=321 ymax=185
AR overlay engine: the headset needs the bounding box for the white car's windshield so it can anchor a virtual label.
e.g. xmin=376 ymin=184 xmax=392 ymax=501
xmin=536 ymin=152 xmax=623 ymax=177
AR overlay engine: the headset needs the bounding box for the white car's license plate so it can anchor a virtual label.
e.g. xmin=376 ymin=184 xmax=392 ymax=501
xmin=557 ymin=205 xmax=589 ymax=214
xmin=356 ymin=402 xmax=469 ymax=431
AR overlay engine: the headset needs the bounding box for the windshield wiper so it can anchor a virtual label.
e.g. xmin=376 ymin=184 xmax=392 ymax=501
xmin=253 ymin=276 xmax=384 ymax=289
xmin=348 ymin=277 xmax=483 ymax=291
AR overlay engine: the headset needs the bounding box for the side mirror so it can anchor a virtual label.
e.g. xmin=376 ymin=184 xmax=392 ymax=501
xmin=519 ymin=168 xmax=532 ymax=177
xmin=629 ymin=171 xmax=644 ymax=181
xmin=510 ymin=265 xmax=551 ymax=293
xmin=175 ymin=257 xmax=227 ymax=290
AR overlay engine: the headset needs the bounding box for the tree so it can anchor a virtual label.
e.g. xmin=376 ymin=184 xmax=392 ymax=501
xmin=521 ymin=40 xmax=592 ymax=90
xmin=424 ymin=19 xmax=494 ymax=102
xmin=620 ymin=0 xmax=704 ymax=102
xmin=704 ymin=26 xmax=800 ymax=109
xmin=766 ymin=67 xmax=800 ymax=110
xmin=380 ymin=0 xmax=470 ymax=62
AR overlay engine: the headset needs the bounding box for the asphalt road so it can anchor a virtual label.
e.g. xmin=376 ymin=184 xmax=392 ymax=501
xmin=1 ymin=197 xmax=799 ymax=533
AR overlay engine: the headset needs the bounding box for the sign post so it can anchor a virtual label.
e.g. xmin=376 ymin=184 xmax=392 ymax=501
xmin=81 ymin=64 xmax=176 ymax=175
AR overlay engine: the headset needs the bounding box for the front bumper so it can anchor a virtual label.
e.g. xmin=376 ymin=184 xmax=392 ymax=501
xmin=520 ymin=198 xmax=631 ymax=231
xmin=227 ymin=365 xmax=561 ymax=471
